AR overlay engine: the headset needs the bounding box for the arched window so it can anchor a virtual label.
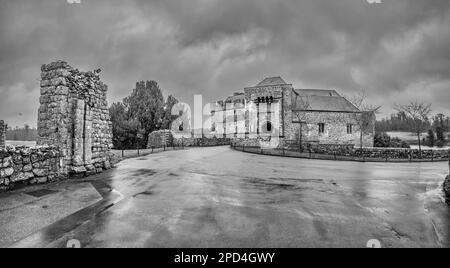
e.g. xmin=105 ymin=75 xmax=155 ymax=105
xmin=261 ymin=121 xmax=273 ymax=134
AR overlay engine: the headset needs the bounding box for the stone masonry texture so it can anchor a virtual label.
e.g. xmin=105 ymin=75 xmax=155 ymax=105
xmin=0 ymin=146 xmax=64 ymax=191
xmin=0 ymin=120 xmax=5 ymax=148
xmin=37 ymin=61 xmax=114 ymax=176
xmin=444 ymin=175 xmax=450 ymax=203
xmin=147 ymin=130 xmax=230 ymax=148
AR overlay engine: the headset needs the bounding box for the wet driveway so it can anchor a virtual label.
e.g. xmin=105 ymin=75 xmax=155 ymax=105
xmin=9 ymin=146 xmax=450 ymax=248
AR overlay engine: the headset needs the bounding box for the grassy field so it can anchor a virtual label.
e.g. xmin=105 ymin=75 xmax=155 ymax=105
xmin=386 ymin=131 xmax=449 ymax=149
xmin=386 ymin=132 xmax=425 ymax=142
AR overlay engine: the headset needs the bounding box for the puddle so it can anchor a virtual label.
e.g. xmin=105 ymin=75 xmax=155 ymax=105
xmin=128 ymin=169 xmax=158 ymax=177
xmin=25 ymin=189 xmax=58 ymax=198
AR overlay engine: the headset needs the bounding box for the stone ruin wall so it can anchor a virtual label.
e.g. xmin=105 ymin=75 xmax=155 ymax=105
xmin=444 ymin=175 xmax=450 ymax=203
xmin=0 ymin=120 xmax=5 ymax=148
xmin=0 ymin=146 xmax=63 ymax=191
xmin=38 ymin=61 xmax=114 ymax=176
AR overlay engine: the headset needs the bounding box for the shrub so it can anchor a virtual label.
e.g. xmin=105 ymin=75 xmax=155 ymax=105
xmin=374 ymin=132 xmax=390 ymax=147
xmin=426 ymin=129 xmax=435 ymax=147
xmin=374 ymin=132 xmax=410 ymax=148
xmin=436 ymin=140 xmax=445 ymax=148
xmin=401 ymin=141 xmax=410 ymax=148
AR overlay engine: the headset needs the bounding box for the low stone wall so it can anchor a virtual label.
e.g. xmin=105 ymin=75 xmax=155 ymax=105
xmin=232 ymin=138 xmax=449 ymax=160
xmin=444 ymin=176 xmax=450 ymax=203
xmin=0 ymin=146 xmax=66 ymax=191
xmin=147 ymin=130 xmax=230 ymax=148
xmin=353 ymin=148 xmax=449 ymax=160
xmin=0 ymin=120 xmax=5 ymax=148
xmin=173 ymin=137 xmax=231 ymax=147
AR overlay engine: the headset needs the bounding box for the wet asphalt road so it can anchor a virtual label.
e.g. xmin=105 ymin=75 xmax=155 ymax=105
xmin=12 ymin=146 xmax=450 ymax=248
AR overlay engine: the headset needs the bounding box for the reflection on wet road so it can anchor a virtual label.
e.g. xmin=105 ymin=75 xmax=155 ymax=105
xmin=14 ymin=146 xmax=450 ymax=248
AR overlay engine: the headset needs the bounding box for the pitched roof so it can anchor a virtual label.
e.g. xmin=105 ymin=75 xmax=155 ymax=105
xmin=256 ymin=76 xmax=287 ymax=87
xmin=292 ymin=89 xmax=360 ymax=112
xmin=296 ymin=89 xmax=340 ymax=97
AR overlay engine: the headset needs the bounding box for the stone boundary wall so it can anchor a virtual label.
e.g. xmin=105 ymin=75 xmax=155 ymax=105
xmin=173 ymin=137 xmax=231 ymax=147
xmin=0 ymin=146 xmax=65 ymax=191
xmin=0 ymin=120 xmax=5 ymax=148
xmin=353 ymin=148 xmax=449 ymax=160
xmin=147 ymin=130 xmax=230 ymax=148
xmin=232 ymin=138 xmax=449 ymax=160
xmin=444 ymin=175 xmax=450 ymax=204
xmin=444 ymin=176 xmax=450 ymax=203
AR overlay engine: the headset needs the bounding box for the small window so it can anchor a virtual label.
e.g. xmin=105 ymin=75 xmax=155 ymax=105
xmin=261 ymin=121 xmax=273 ymax=134
xmin=347 ymin=124 xmax=353 ymax=134
xmin=266 ymin=122 xmax=272 ymax=132
xmin=318 ymin=123 xmax=325 ymax=134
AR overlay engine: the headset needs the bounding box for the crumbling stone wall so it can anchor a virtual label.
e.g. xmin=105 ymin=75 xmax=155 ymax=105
xmin=444 ymin=176 xmax=450 ymax=204
xmin=38 ymin=61 xmax=114 ymax=176
xmin=0 ymin=120 xmax=5 ymax=148
xmin=0 ymin=146 xmax=64 ymax=191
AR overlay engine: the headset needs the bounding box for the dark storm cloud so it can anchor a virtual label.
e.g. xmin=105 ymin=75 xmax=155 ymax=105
xmin=1 ymin=0 xmax=450 ymax=127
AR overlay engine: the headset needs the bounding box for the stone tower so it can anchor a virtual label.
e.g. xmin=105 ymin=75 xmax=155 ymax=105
xmin=37 ymin=61 xmax=113 ymax=176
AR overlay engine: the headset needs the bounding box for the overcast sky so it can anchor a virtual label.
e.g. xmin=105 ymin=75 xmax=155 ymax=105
xmin=1 ymin=0 xmax=450 ymax=128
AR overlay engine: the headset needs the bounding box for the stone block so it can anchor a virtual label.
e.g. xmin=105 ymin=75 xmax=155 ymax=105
xmin=36 ymin=177 xmax=48 ymax=184
xmin=33 ymin=168 xmax=49 ymax=177
xmin=70 ymin=166 xmax=87 ymax=174
xmin=11 ymin=172 xmax=34 ymax=182
xmin=23 ymin=164 xmax=32 ymax=172
xmin=2 ymin=156 xmax=13 ymax=168
xmin=0 ymin=167 xmax=14 ymax=178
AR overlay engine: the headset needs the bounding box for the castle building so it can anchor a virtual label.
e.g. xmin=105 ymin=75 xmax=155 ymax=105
xmin=211 ymin=77 xmax=375 ymax=148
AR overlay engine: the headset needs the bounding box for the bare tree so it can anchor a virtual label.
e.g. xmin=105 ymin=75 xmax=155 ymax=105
xmin=348 ymin=91 xmax=380 ymax=151
xmin=289 ymin=89 xmax=311 ymax=152
xmin=394 ymin=101 xmax=432 ymax=155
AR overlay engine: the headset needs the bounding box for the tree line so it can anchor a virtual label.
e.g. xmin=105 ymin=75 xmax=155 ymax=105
xmin=6 ymin=124 xmax=38 ymax=141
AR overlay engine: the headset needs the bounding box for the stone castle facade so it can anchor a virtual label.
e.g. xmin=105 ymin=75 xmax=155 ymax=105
xmin=211 ymin=77 xmax=375 ymax=148
xmin=37 ymin=61 xmax=114 ymax=176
